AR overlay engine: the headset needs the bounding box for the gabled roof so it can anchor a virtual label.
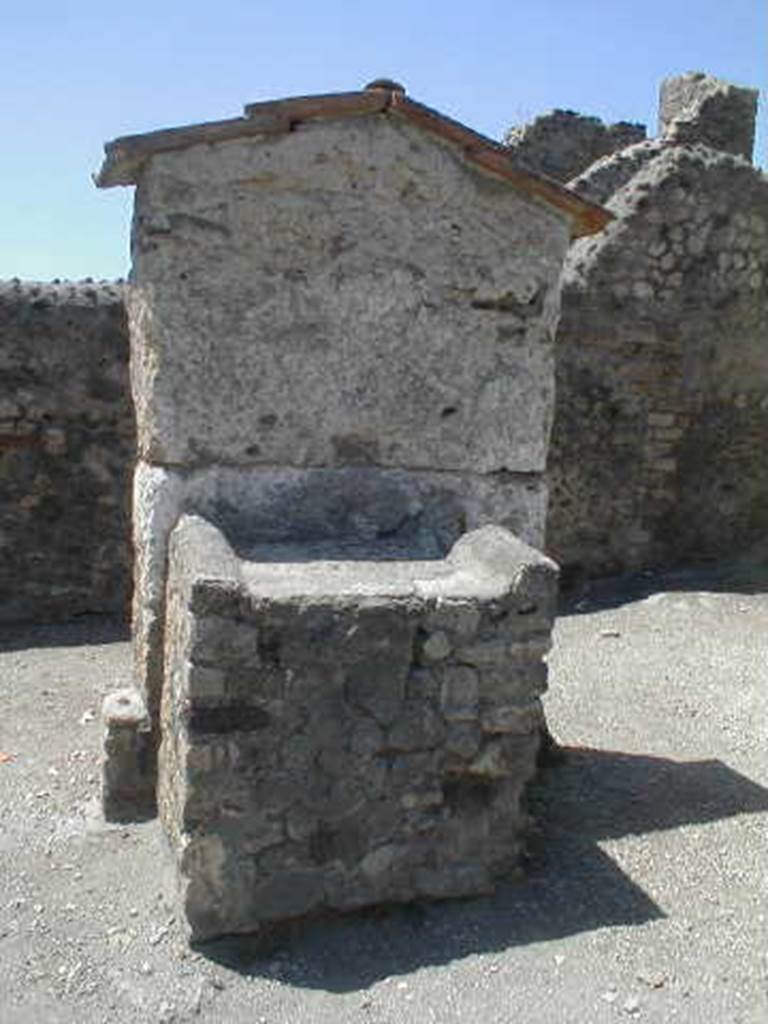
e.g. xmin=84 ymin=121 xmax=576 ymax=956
xmin=95 ymin=80 xmax=611 ymax=238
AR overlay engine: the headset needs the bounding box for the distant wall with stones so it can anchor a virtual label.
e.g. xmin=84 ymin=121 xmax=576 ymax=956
xmin=504 ymin=110 xmax=646 ymax=184
xmin=0 ymin=280 xmax=133 ymax=623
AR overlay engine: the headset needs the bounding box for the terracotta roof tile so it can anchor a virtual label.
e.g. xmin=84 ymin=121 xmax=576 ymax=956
xmin=95 ymin=83 xmax=611 ymax=237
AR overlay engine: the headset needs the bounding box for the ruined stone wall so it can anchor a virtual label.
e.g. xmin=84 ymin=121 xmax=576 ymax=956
xmin=659 ymin=71 xmax=758 ymax=159
xmin=504 ymin=110 xmax=646 ymax=183
xmin=0 ymin=280 xmax=133 ymax=622
xmin=546 ymin=76 xmax=768 ymax=577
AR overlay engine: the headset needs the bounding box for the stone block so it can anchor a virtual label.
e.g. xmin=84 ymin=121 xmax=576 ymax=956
xmin=125 ymin=116 xmax=566 ymax=472
xmin=440 ymin=667 xmax=480 ymax=721
xmin=188 ymin=616 xmax=260 ymax=668
xmin=659 ymin=72 xmax=758 ymax=160
xmin=102 ymin=688 xmax=155 ymax=821
xmin=420 ymin=630 xmax=452 ymax=662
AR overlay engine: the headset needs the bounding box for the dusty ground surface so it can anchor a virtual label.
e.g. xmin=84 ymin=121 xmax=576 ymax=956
xmin=1 ymin=566 xmax=766 ymax=1023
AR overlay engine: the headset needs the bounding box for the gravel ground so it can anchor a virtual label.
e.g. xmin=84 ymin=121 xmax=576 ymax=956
xmin=1 ymin=568 xmax=766 ymax=1024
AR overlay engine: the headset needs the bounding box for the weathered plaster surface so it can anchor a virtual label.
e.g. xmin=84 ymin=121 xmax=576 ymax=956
xmin=129 ymin=115 xmax=568 ymax=472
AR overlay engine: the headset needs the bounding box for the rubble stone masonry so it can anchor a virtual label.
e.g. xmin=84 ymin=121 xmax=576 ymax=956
xmin=0 ymin=280 xmax=133 ymax=622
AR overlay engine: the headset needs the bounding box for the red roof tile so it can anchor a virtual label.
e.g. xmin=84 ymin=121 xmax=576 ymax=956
xmin=96 ymin=82 xmax=611 ymax=238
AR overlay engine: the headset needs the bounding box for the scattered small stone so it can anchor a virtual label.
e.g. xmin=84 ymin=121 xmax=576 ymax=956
xmin=623 ymin=994 xmax=641 ymax=1014
xmin=601 ymin=989 xmax=618 ymax=1003
xmin=158 ymin=1001 xmax=176 ymax=1023
xmin=599 ymin=629 xmax=621 ymax=638
xmin=139 ymin=961 xmax=153 ymax=975
xmin=553 ymin=954 xmax=565 ymax=966
xmin=148 ymin=924 xmax=169 ymax=945
xmin=79 ymin=709 xmax=96 ymax=725
xmin=189 ymin=980 xmax=205 ymax=1015
xmin=637 ymin=967 xmax=666 ymax=989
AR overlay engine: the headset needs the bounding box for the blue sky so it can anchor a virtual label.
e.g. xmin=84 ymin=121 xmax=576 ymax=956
xmin=2 ymin=1 xmax=765 ymax=281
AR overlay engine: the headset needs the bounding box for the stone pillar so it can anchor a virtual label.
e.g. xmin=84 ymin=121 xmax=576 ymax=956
xmin=659 ymin=72 xmax=758 ymax=161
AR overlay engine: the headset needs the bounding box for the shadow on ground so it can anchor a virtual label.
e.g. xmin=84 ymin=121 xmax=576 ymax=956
xmin=529 ymin=747 xmax=768 ymax=839
xmin=559 ymin=554 xmax=768 ymax=616
xmin=0 ymin=615 xmax=130 ymax=653
xmin=197 ymin=746 xmax=768 ymax=991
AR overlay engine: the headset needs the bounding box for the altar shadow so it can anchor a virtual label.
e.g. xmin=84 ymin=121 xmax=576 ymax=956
xmin=197 ymin=746 xmax=768 ymax=991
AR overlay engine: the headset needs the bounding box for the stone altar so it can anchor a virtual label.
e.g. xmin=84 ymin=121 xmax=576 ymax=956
xmin=96 ymin=79 xmax=608 ymax=938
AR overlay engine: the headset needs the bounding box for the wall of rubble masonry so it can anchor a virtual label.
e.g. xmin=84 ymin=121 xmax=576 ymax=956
xmin=0 ymin=280 xmax=133 ymax=622
xmin=158 ymin=515 xmax=557 ymax=940
xmin=537 ymin=74 xmax=767 ymax=577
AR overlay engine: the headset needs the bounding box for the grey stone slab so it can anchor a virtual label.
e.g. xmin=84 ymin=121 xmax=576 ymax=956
xmin=127 ymin=115 xmax=568 ymax=471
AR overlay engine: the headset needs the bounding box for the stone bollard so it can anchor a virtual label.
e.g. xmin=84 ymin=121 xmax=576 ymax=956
xmin=102 ymin=688 xmax=155 ymax=822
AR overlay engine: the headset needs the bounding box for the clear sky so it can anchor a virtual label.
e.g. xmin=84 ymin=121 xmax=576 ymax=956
xmin=2 ymin=1 xmax=765 ymax=282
